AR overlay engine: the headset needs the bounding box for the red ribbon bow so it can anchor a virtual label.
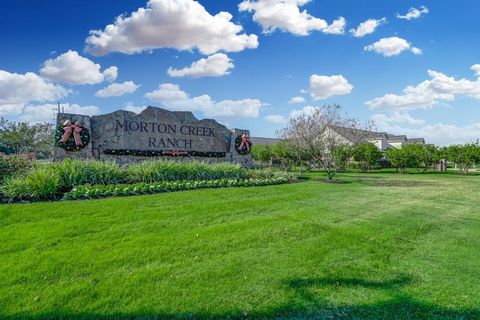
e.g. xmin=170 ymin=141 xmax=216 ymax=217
xmin=163 ymin=149 xmax=188 ymax=157
xmin=238 ymin=134 xmax=250 ymax=152
xmin=59 ymin=120 xmax=83 ymax=147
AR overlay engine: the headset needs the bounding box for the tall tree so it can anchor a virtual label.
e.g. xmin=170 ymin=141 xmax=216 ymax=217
xmin=352 ymin=142 xmax=383 ymax=172
xmin=418 ymin=144 xmax=440 ymax=172
xmin=386 ymin=148 xmax=408 ymax=173
xmin=446 ymin=143 xmax=480 ymax=174
xmin=278 ymin=105 xmax=372 ymax=181
xmin=0 ymin=118 xmax=54 ymax=159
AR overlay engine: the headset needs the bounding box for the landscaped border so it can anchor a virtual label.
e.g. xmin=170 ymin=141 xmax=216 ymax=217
xmin=63 ymin=176 xmax=292 ymax=201
xmin=103 ymin=149 xmax=227 ymax=158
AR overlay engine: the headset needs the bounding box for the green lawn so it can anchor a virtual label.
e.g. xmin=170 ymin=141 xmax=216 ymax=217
xmin=1 ymin=171 xmax=480 ymax=319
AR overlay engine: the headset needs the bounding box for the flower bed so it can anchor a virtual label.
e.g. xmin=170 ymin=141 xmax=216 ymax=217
xmin=63 ymin=176 xmax=292 ymax=201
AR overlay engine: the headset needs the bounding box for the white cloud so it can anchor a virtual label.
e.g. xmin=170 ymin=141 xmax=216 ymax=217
xmin=85 ymin=0 xmax=258 ymax=56
xmin=123 ymin=102 xmax=147 ymax=114
xmin=145 ymin=83 xmax=189 ymax=102
xmin=265 ymin=114 xmax=286 ymax=123
xmin=364 ymin=37 xmax=422 ymax=57
xmin=239 ymin=0 xmax=346 ymax=36
xmin=18 ymin=103 xmax=100 ymax=123
xmin=145 ymin=83 xmax=264 ymax=118
xmin=95 ymin=81 xmax=140 ymax=98
xmin=376 ymin=122 xmax=480 ymax=146
xmin=410 ymin=47 xmax=423 ymax=55
xmin=397 ymin=6 xmax=429 ymax=20
xmin=322 ymin=17 xmax=347 ymax=35
xmin=0 ymin=104 xmax=23 ymax=116
xmin=349 ymin=18 xmax=386 ymax=38
xmin=40 ymin=50 xmax=117 ymax=85
xmin=103 ymin=66 xmax=118 ymax=82
xmin=471 ymin=64 xmax=480 ymax=77
xmin=366 ymin=66 xmax=480 ymax=111
xmin=371 ymin=112 xmax=425 ymax=126
xmin=309 ymin=74 xmax=353 ymax=100
xmin=289 ymin=105 xmax=320 ymax=119
xmin=0 ymin=70 xmax=68 ymax=116
xmin=288 ymin=96 xmax=306 ymax=104
xmin=167 ymin=53 xmax=234 ymax=78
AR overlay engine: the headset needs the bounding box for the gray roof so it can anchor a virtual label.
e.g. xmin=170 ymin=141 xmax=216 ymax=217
xmin=386 ymin=134 xmax=407 ymax=142
xmin=327 ymin=125 xmax=386 ymax=144
xmin=250 ymin=137 xmax=281 ymax=145
xmin=252 ymin=126 xmax=426 ymax=147
xmin=406 ymin=138 xmax=425 ymax=144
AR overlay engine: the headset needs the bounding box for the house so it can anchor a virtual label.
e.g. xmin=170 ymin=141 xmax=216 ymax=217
xmin=325 ymin=125 xmax=425 ymax=150
xmin=385 ymin=134 xmax=407 ymax=149
xmin=252 ymin=125 xmax=425 ymax=151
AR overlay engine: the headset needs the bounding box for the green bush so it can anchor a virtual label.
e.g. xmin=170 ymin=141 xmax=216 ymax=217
xmin=347 ymin=161 xmax=362 ymax=170
xmin=2 ymin=177 xmax=30 ymax=200
xmin=125 ymin=161 xmax=247 ymax=182
xmin=25 ymin=167 xmax=60 ymax=199
xmin=4 ymin=167 xmax=59 ymax=200
xmin=52 ymin=159 xmax=88 ymax=189
xmin=52 ymin=159 xmax=126 ymax=188
xmin=0 ymin=154 xmax=33 ymax=182
xmin=252 ymin=144 xmax=273 ymax=164
xmin=82 ymin=160 xmax=124 ymax=185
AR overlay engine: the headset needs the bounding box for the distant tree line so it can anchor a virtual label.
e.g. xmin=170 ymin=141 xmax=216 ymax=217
xmin=0 ymin=118 xmax=54 ymax=159
xmin=253 ymin=138 xmax=480 ymax=176
xmin=252 ymin=105 xmax=480 ymax=178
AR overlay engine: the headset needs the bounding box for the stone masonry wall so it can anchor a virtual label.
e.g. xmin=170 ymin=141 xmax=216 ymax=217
xmin=53 ymin=107 xmax=253 ymax=167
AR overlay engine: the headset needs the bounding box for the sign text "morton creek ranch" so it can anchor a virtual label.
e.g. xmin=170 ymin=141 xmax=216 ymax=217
xmin=115 ymin=119 xmax=217 ymax=149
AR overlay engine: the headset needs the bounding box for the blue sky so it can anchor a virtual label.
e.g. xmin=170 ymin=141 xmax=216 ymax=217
xmin=0 ymin=0 xmax=479 ymax=145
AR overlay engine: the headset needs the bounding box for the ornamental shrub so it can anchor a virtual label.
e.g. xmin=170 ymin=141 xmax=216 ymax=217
xmin=0 ymin=153 xmax=33 ymax=182
xmin=52 ymin=159 xmax=89 ymax=189
xmin=125 ymin=161 xmax=247 ymax=182
xmin=52 ymin=159 xmax=125 ymax=188
xmin=63 ymin=176 xmax=292 ymax=201
xmin=24 ymin=167 xmax=60 ymax=199
xmin=1 ymin=159 xmax=292 ymax=202
xmin=4 ymin=167 xmax=59 ymax=200
xmin=82 ymin=160 xmax=124 ymax=185
xmin=2 ymin=177 xmax=30 ymax=200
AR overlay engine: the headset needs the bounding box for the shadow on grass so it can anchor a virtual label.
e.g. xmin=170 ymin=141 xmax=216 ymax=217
xmin=301 ymin=174 xmax=439 ymax=187
xmin=356 ymin=178 xmax=439 ymax=187
xmin=298 ymin=177 xmax=352 ymax=184
xmin=3 ymin=275 xmax=479 ymax=319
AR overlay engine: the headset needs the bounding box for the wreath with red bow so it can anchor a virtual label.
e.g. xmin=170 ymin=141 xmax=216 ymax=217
xmin=235 ymin=134 xmax=252 ymax=155
xmin=55 ymin=120 xmax=90 ymax=151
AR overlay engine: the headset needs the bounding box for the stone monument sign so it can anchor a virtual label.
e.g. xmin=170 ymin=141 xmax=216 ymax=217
xmin=54 ymin=106 xmax=253 ymax=167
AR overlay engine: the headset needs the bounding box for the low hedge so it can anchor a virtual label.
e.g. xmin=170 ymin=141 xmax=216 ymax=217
xmin=63 ymin=176 xmax=292 ymax=201
xmin=1 ymin=159 xmax=294 ymax=202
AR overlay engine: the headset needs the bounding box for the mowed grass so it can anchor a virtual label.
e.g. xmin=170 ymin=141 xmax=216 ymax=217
xmin=1 ymin=171 xmax=480 ymax=319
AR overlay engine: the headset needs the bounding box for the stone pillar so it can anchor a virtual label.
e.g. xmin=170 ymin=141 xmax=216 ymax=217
xmin=53 ymin=113 xmax=93 ymax=161
xmin=229 ymin=128 xmax=253 ymax=168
